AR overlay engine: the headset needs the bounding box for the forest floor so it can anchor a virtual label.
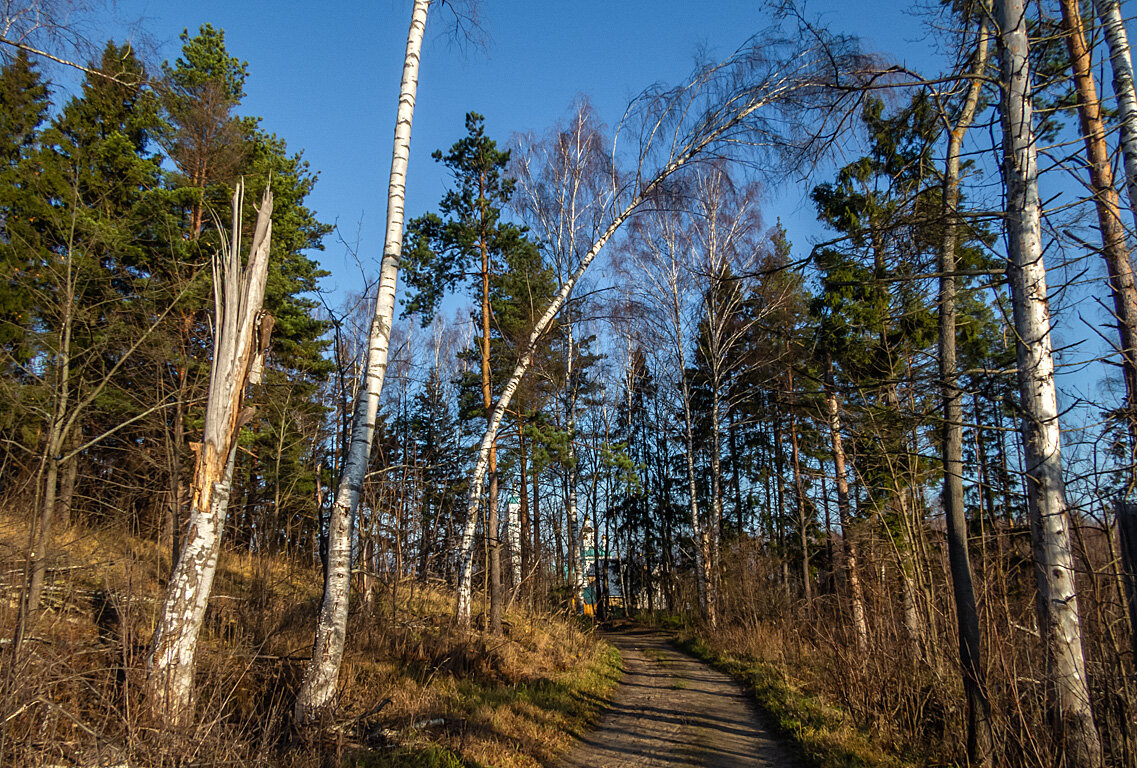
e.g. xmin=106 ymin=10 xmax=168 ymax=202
xmin=0 ymin=512 xmax=621 ymax=768
xmin=556 ymin=623 xmax=796 ymax=768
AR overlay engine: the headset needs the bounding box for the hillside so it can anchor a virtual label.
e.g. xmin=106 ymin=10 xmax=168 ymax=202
xmin=0 ymin=512 xmax=620 ymax=767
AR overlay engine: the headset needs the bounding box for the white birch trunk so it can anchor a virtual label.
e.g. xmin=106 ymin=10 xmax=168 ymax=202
xmin=708 ymin=374 xmax=723 ymax=618
xmin=996 ymin=1 xmax=1103 ymax=764
xmin=1093 ymin=0 xmax=1137 ymax=233
xmin=565 ymin=324 xmax=584 ymax=612
xmin=507 ymin=495 xmax=522 ymax=590
xmin=679 ymin=365 xmax=713 ymax=627
xmin=147 ymin=182 xmax=273 ymax=726
xmin=294 ymin=0 xmax=430 ymax=726
xmin=568 ymin=465 xmax=582 ymax=610
xmin=665 ymin=250 xmax=711 ymax=624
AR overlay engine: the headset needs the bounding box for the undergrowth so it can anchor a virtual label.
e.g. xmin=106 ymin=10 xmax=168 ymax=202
xmin=0 ymin=512 xmax=620 ymax=767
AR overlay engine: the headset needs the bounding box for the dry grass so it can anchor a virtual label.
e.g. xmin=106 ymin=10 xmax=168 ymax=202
xmin=328 ymin=581 xmax=621 ymax=768
xmin=673 ymin=528 xmax=1137 ymax=768
xmin=677 ymin=628 xmax=912 ymax=768
xmin=0 ymin=512 xmax=620 ymax=767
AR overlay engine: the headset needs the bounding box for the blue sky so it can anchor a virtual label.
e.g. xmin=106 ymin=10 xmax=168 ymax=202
xmin=99 ymin=0 xmax=935 ymax=291
xmin=65 ymin=0 xmax=1137 ymax=493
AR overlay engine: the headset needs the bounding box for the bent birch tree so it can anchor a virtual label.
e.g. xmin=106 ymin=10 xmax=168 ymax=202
xmin=454 ymin=30 xmax=878 ymax=624
xmin=512 ymin=101 xmax=615 ymax=616
xmin=995 ymin=0 xmax=1103 ymax=764
xmin=294 ymin=0 xmax=431 ymax=726
xmin=936 ymin=6 xmax=994 ymax=763
xmin=146 ymin=180 xmax=274 ymax=726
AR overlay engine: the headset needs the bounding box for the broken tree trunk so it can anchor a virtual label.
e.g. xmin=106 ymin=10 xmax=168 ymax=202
xmin=146 ymin=180 xmax=273 ymax=727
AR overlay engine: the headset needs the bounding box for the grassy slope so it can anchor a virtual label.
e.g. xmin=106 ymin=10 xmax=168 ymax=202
xmin=0 ymin=512 xmax=620 ymax=767
xmin=340 ymin=590 xmax=621 ymax=768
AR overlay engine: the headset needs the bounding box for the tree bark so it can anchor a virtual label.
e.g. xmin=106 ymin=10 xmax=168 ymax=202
xmin=1059 ymin=0 xmax=1137 ymax=489
xmin=680 ymin=354 xmax=714 ymax=628
xmin=825 ymin=377 xmax=869 ymax=655
xmin=146 ymin=182 xmax=273 ymax=727
xmin=708 ymin=342 xmax=725 ymax=613
xmin=518 ymin=418 xmax=531 ymax=584
xmin=1117 ymin=501 xmax=1137 ymax=662
xmin=25 ymin=450 xmax=61 ymax=621
xmin=1092 ymin=0 xmax=1137 ymax=234
xmin=480 ymin=215 xmax=503 ymax=634
xmin=996 ymin=2 xmax=1103 ymax=763
xmin=787 ymin=361 xmax=811 ymax=605
xmin=56 ymin=429 xmax=78 ymax=530
xmin=938 ymin=9 xmax=994 ymax=763
xmin=294 ymin=0 xmax=430 ymax=726
xmin=532 ymin=449 xmax=542 ymax=583
xmin=565 ymin=324 xmax=584 ymax=615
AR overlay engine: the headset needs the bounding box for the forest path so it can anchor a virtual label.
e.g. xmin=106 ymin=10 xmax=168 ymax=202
xmin=555 ymin=626 xmax=795 ymax=767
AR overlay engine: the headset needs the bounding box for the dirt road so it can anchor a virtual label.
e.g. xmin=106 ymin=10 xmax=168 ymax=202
xmin=556 ymin=628 xmax=795 ymax=767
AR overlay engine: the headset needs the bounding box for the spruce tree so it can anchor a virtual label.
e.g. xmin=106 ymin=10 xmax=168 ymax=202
xmin=0 ymin=52 xmax=49 ymax=361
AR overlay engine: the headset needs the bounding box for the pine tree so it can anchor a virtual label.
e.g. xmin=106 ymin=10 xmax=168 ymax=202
xmin=810 ymin=95 xmax=945 ymax=657
xmin=403 ymin=111 xmax=542 ymax=631
xmin=159 ymin=24 xmax=249 ymax=238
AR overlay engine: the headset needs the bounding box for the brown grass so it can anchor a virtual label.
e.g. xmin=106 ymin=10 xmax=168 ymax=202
xmin=0 ymin=512 xmax=620 ymax=767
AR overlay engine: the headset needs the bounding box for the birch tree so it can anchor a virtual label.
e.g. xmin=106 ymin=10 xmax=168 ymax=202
xmin=146 ymin=180 xmax=274 ymax=726
xmin=688 ymin=166 xmax=765 ymax=613
xmin=454 ymin=28 xmax=878 ymax=625
xmin=294 ymin=0 xmax=430 ymax=726
xmin=620 ymin=190 xmax=714 ymax=624
xmin=996 ymin=0 xmax=1103 ymax=763
xmin=512 ymin=101 xmax=614 ymax=615
xmin=935 ymin=5 xmax=994 ymax=762
xmin=0 ymin=0 xmax=125 ymax=81
xmin=618 ymin=165 xmax=763 ymax=626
